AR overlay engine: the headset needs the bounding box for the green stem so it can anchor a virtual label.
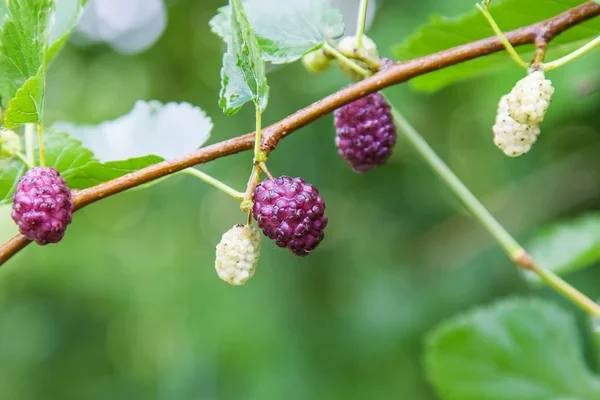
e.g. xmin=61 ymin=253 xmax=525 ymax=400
xmin=324 ymin=43 xmax=371 ymax=78
xmin=389 ymin=104 xmax=600 ymax=316
xmin=24 ymin=123 xmax=35 ymax=167
xmin=356 ymin=0 xmax=369 ymax=48
xmin=240 ymin=164 xmax=262 ymax=211
xmin=254 ymin=109 xmax=266 ymax=162
xmin=535 ymin=265 xmax=600 ymax=316
xmin=14 ymin=151 xmax=32 ymax=168
xmin=390 ymin=106 xmax=522 ymax=256
xmin=543 ymin=36 xmax=600 ymax=71
xmin=37 ymin=123 xmax=45 ymax=167
xmin=180 ymin=168 xmax=245 ymax=200
xmin=476 ymin=3 xmax=528 ymax=68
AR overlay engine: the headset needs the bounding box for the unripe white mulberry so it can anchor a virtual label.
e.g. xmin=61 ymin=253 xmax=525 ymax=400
xmin=493 ymin=95 xmax=540 ymax=157
xmin=336 ymin=34 xmax=379 ymax=80
xmin=215 ymin=224 xmax=262 ymax=286
xmin=302 ymin=49 xmax=332 ymax=74
xmin=507 ymin=71 xmax=554 ymax=125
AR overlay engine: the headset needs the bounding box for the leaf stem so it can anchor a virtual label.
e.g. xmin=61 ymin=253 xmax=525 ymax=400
xmin=476 ymin=2 xmax=528 ymax=68
xmin=180 ymin=168 xmax=245 ymax=200
xmin=37 ymin=123 xmax=45 ymax=167
xmin=24 ymin=123 xmax=35 ymax=167
xmin=254 ymin=109 xmax=266 ymax=162
xmin=389 ymin=106 xmax=522 ymax=256
xmin=389 ymin=104 xmax=600 ymax=316
xmin=14 ymin=151 xmax=32 ymax=168
xmin=323 ymin=43 xmax=371 ymax=78
xmin=241 ymin=164 xmax=262 ymax=211
xmin=535 ymin=263 xmax=600 ymax=316
xmin=356 ymin=0 xmax=369 ymax=48
xmin=543 ymin=36 xmax=600 ymax=71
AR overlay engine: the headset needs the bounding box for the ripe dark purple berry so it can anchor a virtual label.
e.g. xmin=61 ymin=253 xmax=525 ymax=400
xmin=11 ymin=167 xmax=73 ymax=245
xmin=334 ymin=92 xmax=397 ymax=172
xmin=252 ymin=176 xmax=327 ymax=256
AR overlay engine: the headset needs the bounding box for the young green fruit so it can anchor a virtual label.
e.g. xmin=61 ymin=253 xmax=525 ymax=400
xmin=302 ymin=49 xmax=332 ymax=74
xmin=336 ymin=34 xmax=378 ymax=80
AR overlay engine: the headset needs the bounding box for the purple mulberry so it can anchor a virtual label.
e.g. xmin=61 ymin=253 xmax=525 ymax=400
xmin=11 ymin=167 xmax=73 ymax=245
xmin=334 ymin=92 xmax=397 ymax=172
xmin=252 ymin=176 xmax=327 ymax=256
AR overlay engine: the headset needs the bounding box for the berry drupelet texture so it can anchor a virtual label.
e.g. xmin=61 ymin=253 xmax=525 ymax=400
xmin=334 ymin=92 xmax=397 ymax=172
xmin=493 ymin=95 xmax=540 ymax=157
xmin=507 ymin=71 xmax=554 ymax=126
xmin=11 ymin=167 xmax=73 ymax=245
xmin=215 ymin=224 xmax=262 ymax=286
xmin=252 ymin=176 xmax=327 ymax=256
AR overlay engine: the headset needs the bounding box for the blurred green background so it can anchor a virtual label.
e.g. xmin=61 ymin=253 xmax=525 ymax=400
xmin=1 ymin=0 xmax=600 ymax=399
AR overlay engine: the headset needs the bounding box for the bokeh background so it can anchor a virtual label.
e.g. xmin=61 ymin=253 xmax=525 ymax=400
xmin=1 ymin=0 xmax=600 ymax=399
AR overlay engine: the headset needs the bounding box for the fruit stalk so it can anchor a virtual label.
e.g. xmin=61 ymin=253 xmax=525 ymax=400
xmin=390 ymin=104 xmax=600 ymax=316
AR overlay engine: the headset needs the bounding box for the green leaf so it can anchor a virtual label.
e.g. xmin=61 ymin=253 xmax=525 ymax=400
xmin=0 ymin=0 xmax=54 ymax=128
xmin=3 ymin=67 xmax=46 ymax=129
xmin=64 ymin=155 xmax=164 ymax=190
xmin=219 ymin=0 xmax=269 ymax=115
xmin=0 ymin=158 xmax=26 ymax=203
xmin=210 ymin=0 xmax=344 ymax=64
xmin=393 ymin=0 xmax=600 ymax=92
xmin=426 ymin=298 xmax=600 ymax=400
xmin=47 ymin=0 xmax=87 ymax=62
xmin=522 ymin=213 xmax=600 ymax=284
xmin=0 ymin=131 xmax=93 ymax=203
xmin=52 ymin=100 xmax=213 ymax=162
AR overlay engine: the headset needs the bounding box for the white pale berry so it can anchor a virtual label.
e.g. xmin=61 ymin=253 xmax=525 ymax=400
xmin=507 ymin=71 xmax=554 ymax=125
xmin=215 ymin=224 xmax=262 ymax=286
xmin=493 ymin=95 xmax=540 ymax=157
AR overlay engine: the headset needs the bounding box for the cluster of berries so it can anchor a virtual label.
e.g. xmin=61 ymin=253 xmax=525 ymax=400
xmin=493 ymin=71 xmax=554 ymax=157
xmin=216 ymin=91 xmax=397 ymax=285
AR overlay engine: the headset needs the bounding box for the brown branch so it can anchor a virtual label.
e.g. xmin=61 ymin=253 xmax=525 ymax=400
xmin=1 ymin=1 xmax=598 ymax=265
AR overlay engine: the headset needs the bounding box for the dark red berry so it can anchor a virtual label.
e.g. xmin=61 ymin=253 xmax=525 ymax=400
xmin=252 ymin=176 xmax=327 ymax=256
xmin=334 ymin=92 xmax=397 ymax=172
xmin=11 ymin=167 xmax=73 ymax=245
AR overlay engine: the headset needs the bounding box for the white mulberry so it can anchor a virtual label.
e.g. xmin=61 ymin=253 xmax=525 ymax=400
xmin=215 ymin=224 xmax=262 ymax=286
xmin=493 ymin=95 xmax=540 ymax=157
xmin=507 ymin=71 xmax=554 ymax=125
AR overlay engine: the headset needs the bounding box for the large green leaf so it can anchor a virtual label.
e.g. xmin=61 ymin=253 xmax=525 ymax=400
xmin=522 ymin=213 xmax=600 ymax=284
xmin=0 ymin=0 xmax=54 ymax=128
xmin=210 ymin=0 xmax=344 ymax=64
xmin=219 ymin=0 xmax=269 ymax=115
xmin=426 ymin=298 xmax=600 ymax=400
xmin=393 ymin=0 xmax=600 ymax=92
xmin=0 ymin=158 xmax=26 ymax=203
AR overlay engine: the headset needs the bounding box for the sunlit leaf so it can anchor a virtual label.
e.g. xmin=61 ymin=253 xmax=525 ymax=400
xmin=210 ymin=0 xmax=344 ymax=64
xmin=219 ymin=0 xmax=269 ymax=115
xmin=0 ymin=0 xmax=54 ymax=128
xmin=52 ymin=100 xmax=213 ymax=162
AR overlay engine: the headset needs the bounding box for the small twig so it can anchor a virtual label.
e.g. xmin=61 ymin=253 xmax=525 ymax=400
xmin=0 ymin=1 xmax=598 ymax=266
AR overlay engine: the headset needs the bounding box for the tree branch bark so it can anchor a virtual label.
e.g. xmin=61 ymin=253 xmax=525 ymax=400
xmin=1 ymin=1 xmax=598 ymax=265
